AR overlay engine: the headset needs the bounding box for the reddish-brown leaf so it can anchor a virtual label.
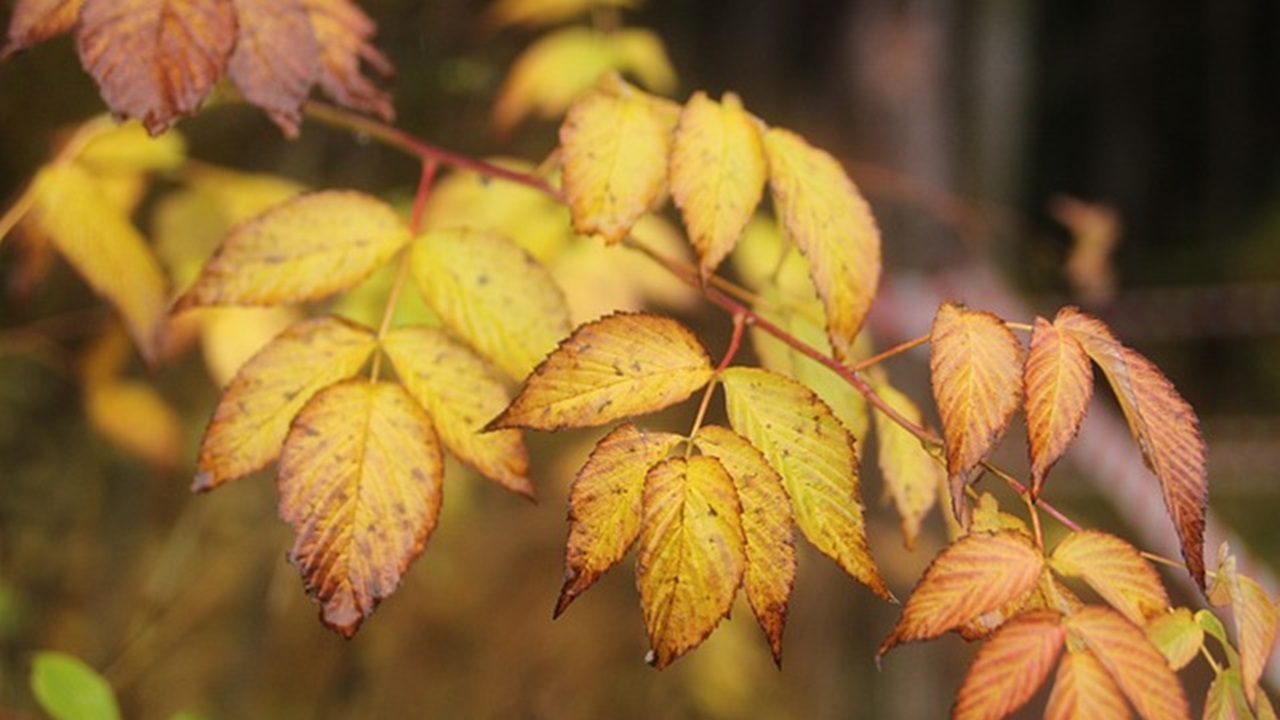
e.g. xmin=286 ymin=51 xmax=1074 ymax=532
xmin=879 ymin=530 xmax=1044 ymax=657
xmin=1 ymin=0 xmax=81 ymax=59
xmin=1068 ymin=605 xmax=1190 ymax=720
xmin=76 ymin=0 xmax=237 ymax=134
xmin=1056 ymin=307 xmax=1208 ymax=588
xmin=1045 ymin=648 xmax=1133 ymax=720
xmin=300 ymin=0 xmax=394 ymax=120
xmin=1050 ymin=530 xmax=1169 ymax=626
xmin=953 ymin=611 xmax=1066 ymax=720
xmin=1025 ymin=316 xmax=1093 ymax=494
xmin=227 ymin=0 xmax=321 ymax=137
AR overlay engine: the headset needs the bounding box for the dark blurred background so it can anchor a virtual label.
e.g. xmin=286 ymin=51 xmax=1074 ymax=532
xmin=2 ymin=1 xmax=1278 ymax=717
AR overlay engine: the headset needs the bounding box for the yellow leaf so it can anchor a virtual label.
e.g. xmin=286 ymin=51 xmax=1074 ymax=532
xmin=1211 ymin=549 xmax=1278 ymax=707
xmin=382 ymin=326 xmax=532 ymax=498
xmin=175 ymin=190 xmax=410 ymax=309
xmin=879 ymin=531 xmax=1043 ymax=657
xmin=929 ymin=302 xmax=1025 ymax=524
xmin=953 ymin=610 xmax=1066 ymax=720
xmin=1069 ymin=606 xmax=1191 ymax=720
xmin=693 ymin=425 xmax=796 ymax=665
xmin=763 ymin=126 xmax=881 ymax=360
xmin=720 ymin=366 xmax=889 ymax=598
xmin=491 ymin=312 xmax=713 ymax=431
xmin=197 ymin=306 xmax=300 ymax=387
xmin=194 ymin=315 xmax=377 ymax=490
xmin=871 ymin=373 xmax=943 ymax=549
xmin=1 ymin=0 xmax=81 ymax=59
xmin=1057 ymin=306 xmax=1208 ymax=587
xmin=611 ymin=28 xmax=677 ymax=96
xmin=1045 ymin=648 xmax=1133 ymax=720
xmin=1025 ymin=315 xmax=1093 ymax=494
xmin=560 ymin=76 xmax=676 ymax=244
xmin=278 ymin=379 xmax=442 ymax=637
xmin=1050 ymin=530 xmax=1169 ymax=626
xmin=28 ymin=163 xmax=169 ymax=364
xmin=1145 ymin=608 xmax=1204 ymax=671
xmin=670 ymin=91 xmax=767 ymax=278
xmin=84 ymin=380 xmax=182 ymax=469
xmin=555 ymin=423 xmax=684 ymax=616
xmin=486 ymin=0 xmax=639 ymax=29
xmin=410 ymin=228 xmax=570 ymax=380
xmin=1204 ymin=668 xmax=1255 ymax=720
xmin=423 ymin=160 xmax=571 ymax=262
xmin=77 ymin=120 xmax=187 ymax=175
xmin=637 ymin=455 xmax=745 ymax=669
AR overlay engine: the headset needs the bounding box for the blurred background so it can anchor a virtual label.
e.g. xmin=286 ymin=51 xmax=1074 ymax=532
xmin=1 ymin=0 xmax=1278 ymax=717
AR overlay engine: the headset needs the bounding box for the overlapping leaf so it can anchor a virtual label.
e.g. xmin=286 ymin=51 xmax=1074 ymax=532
xmin=1210 ymin=550 xmax=1278 ymax=706
xmin=1050 ymin=530 xmax=1169 ymax=626
xmin=1145 ymin=608 xmax=1204 ymax=671
xmin=637 ymin=456 xmax=745 ymax=669
xmin=176 ymin=191 xmax=410 ymax=309
xmin=227 ymin=0 xmax=321 ymax=136
xmin=278 ymin=379 xmax=443 ymax=637
xmin=1045 ymin=648 xmax=1132 ymax=720
xmin=1204 ymin=668 xmax=1255 ymax=720
xmin=953 ymin=611 xmax=1066 ymax=720
xmin=1068 ymin=605 xmax=1190 ymax=720
xmin=1056 ymin=306 xmax=1208 ymax=587
xmin=193 ymin=315 xmax=377 ymax=490
xmin=382 ymin=326 xmax=532 ymax=497
xmin=1025 ymin=316 xmax=1093 ymax=494
xmin=693 ymin=425 xmax=796 ymax=664
xmin=720 ymin=366 xmax=889 ymax=599
xmin=871 ymin=374 xmax=943 ymax=549
xmin=410 ymin=228 xmax=570 ymax=380
xmin=491 ymin=312 xmax=713 ymax=431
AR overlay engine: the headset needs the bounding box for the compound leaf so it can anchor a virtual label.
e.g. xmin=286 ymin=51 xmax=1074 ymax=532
xmin=1050 ymin=530 xmax=1169 ymax=626
xmin=1025 ymin=316 xmax=1093 ymax=494
xmin=1046 ymin=648 xmax=1133 ymax=720
xmin=953 ymin=611 xmax=1066 ymax=720
xmin=1068 ymin=605 xmax=1190 ymax=720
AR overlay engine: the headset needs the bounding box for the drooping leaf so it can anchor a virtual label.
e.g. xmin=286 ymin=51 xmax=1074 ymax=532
xmin=382 ymin=326 xmax=531 ymax=497
xmin=76 ymin=0 xmax=237 ymax=134
xmin=871 ymin=373 xmax=944 ymax=549
xmin=486 ymin=0 xmax=638 ymax=29
xmin=1204 ymin=668 xmax=1256 ymax=720
xmin=878 ymin=530 xmax=1043 ymax=656
xmin=1067 ymin=605 xmax=1190 ymax=720
xmin=410 ymin=228 xmax=570 ymax=380
xmin=1211 ymin=549 xmax=1278 ymax=706
xmin=226 ymin=0 xmax=321 ymax=137
xmin=278 ymin=379 xmax=443 ymax=637
xmin=720 ymin=366 xmax=889 ymax=599
xmin=490 ymin=312 xmax=713 ymax=431
xmin=560 ymin=76 xmax=677 ymax=243
xmin=1145 ymin=608 xmax=1204 ymax=671
xmin=669 ymin=91 xmax=767 ymax=279
xmin=953 ymin=610 xmax=1066 ymax=720
xmin=762 ymin=127 xmax=881 ymax=360
xmin=1025 ymin=316 xmax=1093 ymax=494
xmin=29 ymin=651 xmax=121 ymax=720
xmin=1 ymin=0 xmax=81 ymax=59
xmin=299 ymin=0 xmax=394 ymax=120
xmin=193 ymin=315 xmax=377 ymax=491
xmin=1045 ymin=648 xmax=1133 ymax=720
xmin=1056 ymin=306 xmax=1208 ymax=588
xmin=693 ymin=424 xmax=796 ymax=665
xmin=637 ymin=455 xmax=745 ymax=669
xmin=176 ymin=191 xmax=410 ymax=309
xmin=555 ymin=423 xmax=683 ymax=616
xmin=929 ymin=302 xmax=1024 ymax=524
xmin=1050 ymin=530 xmax=1169 ymax=626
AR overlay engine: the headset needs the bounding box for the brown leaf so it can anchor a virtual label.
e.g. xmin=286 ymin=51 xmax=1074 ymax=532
xmin=1068 ymin=605 xmax=1190 ymax=720
xmin=1045 ymin=648 xmax=1133 ymax=720
xmin=1025 ymin=316 xmax=1093 ymax=494
xmin=300 ymin=0 xmax=393 ymax=120
xmin=953 ymin=611 xmax=1066 ymax=720
xmin=227 ymin=0 xmax=321 ymax=137
xmin=1 ymin=0 xmax=81 ymax=59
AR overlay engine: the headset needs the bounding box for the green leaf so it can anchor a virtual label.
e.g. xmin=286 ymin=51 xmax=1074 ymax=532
xmin=30 ymin=651 xmax=121 ymax=720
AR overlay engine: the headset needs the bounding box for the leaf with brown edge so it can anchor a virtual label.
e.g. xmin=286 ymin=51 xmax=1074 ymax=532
xmin=278 ymin=379 xmax=442 ymax=637
xmin=763 ymin=126 xmax=881 ymax=361
xmin=878 ymin=530 xmax=1043 ymax=657
xmin=560 ymin=75 xmax=677 ymax=244
xmin=1067 ymin=605 xmax=1190 ymax=720
xmin=871 ymin=372 xmax=943 ymax=549
xmin=1145 ymin=608 xmax=1203 ymax=671
xmin=953 ymin=610 xmax=1066 ymax=720
xmin=299 ymin=0 xmax=394 ymax=121
xmin=720 ymin=366 xmax=890 ymax=599
xmin=693 ymin=424 xmax=796 ymax=665
xmin=382 ymin=326 xmax=532 ymax=498
xmin=76 ymin=0 xmax=236 ymax=135
xmin=176 ymin=191 xmax=410 ymax=310
xmin=1025 ymin=316 xmax=1093 ymax=495
xmin=490 ymin=312 xmax=713 ymax=432
xmin=1211 ymin=548 xmax=1278 ymax=706
xmin=1046 ymin=648 xmax=1133 ymax=720
xmin=193 ymin=315 xmax=377 ymax=491
xmin=1 ymin=0 xmax=81 ymax=60
xmin=555 ymin=423 xmax=683 ymax=617
xmin=1056 ymin=306 xmax=1208 ymax=588
xmin=1050 ymin=530 xmax=1169 ymax=626
xmin=227 ymin=0 xmax=321 ymax=137
xmin=637 ymin=455 xmax=745 ymax=669
xmin=929 ymin=302 xmax=1024 ymax=525
xmin=410 ymin=228 xmax=570 ymax=381
xmin=669 ymin=91 xmax=767 ymax=279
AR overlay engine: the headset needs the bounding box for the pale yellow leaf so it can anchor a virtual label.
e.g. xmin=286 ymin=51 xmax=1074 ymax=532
xmin=1212 ymin=549 xmax=1279 ymax=706
xmin=1050 ymin=530 xmax=1169 ymax=626
xmin=1045 ymin=648 xmax=1133 ymax=720
xmin=953 ymin=610 xmax=1066 ymax=720
xmin=197 ymin=306 xmax=300 ymax=386
xmin=1025 ymin=315 xmax=1093 ymax=494
xmin=1145 ymin=608 xmax=1204 ymax=671
xmin=871 ymin=373 xmax=943 ymax=549
xmin=77 ymin=120 xmax=187 ymax=175
xmin=84 ymin=380 xmax=182 ymax=469
xmin=1068 ymin=605 xmax=1190 ymax=720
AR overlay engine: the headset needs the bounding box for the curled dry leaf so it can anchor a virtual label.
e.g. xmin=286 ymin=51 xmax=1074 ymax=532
xmin=953 ymin=611 xmax=1066 ymax=720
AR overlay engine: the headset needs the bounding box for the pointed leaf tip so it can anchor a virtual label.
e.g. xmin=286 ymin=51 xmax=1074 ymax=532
xmin=1025 ymin=316 xmax=1093 ymax=494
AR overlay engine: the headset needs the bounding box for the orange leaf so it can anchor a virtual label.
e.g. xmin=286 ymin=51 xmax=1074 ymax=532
xmin=763 ymin=127 xmax=881 ymax=360
xmin=278 ymin=379 xmax=442 ymax=637
xmin=194 ymin=315 xmax=377 ymax=490
xmin=1050 ymin=530 xmax=1169 ymax=626
xmin=720 ymin=366 xmax=889 ymax=599
xmin=953 ymin=610 xmax=1066 ymax=720
xmin=871 ymin=373 xmax=943 ymax=549
xmin=1045 ymin=648 xmax=1133 ymax=720
xmin=299 ymin=0 xmax=394 ymax=121
xmin=1211 ymin=550 xmax=1279 ymax=706
xmin=1067 ymin=605 xmax=1190 ymax=720
xmin=1145 ymin=608 xmax=1204 ymax=671
xmin=693 ymin=424 xmax=796 ymax=665
xmin=637 ymin=455 xmax=745 ymax=669
xmin=227 ymin=0 xmax=321 ymax=137
xmin=490 ymin=312 xmax=713 ymax=431
xmin=76 ymin=0 xmax=237 ymax=134
xmin=1056 ymin=306 xmax=1208 ymax=587
xmin=1025 ymin=316 xmax=1093 ymax=494
xmin=879 ymin=530 xmax=1043 ymax=657
xmin=1 ymin=0 xmax=81 ymax=59
xmin=555 ymin=423 xmax=683 ymax=617
xmin=929 ymin=302 xmax=1024 ymax=524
